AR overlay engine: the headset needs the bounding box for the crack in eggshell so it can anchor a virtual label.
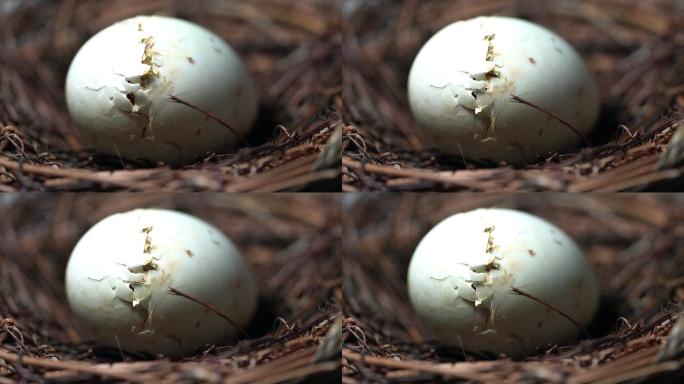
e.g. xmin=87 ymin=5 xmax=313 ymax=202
xmin=131 ymin=285 xmax=151 ymax=307
xmin=141 ymin=226 xmax=153 ymax=254
xmin=469 ymin=257 xmax=500 ymax=274
xmin=105 ymin=227 xmax=164 ymax=331
xmin=445 ymin=34 xmax=502 ymax=143
xmin=112 ymin=34 xmax=161 ymax=140
xmin=484 ymin=34 xmax=495 ymax=61
xmin=484 ymin=225 xmax=500 ymax=254
xmin=127 ymin=259 xmax=157 ymax=274
xmin=139 ymin=36 xmax=159 ymax=89
xmin=473 ymin=284 xmax=493 ymax=307
xmin=110 ymin=269 xmax=156 ymax=332
xmin=444 ymin=226 xmax=506 ymax=331
xmin=456 ymin=280 xmax=477 ymax=305
xmin=486 ymin=301 xmax=498 ymax=331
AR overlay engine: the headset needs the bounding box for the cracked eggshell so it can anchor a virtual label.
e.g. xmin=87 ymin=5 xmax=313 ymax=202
xmin=65 ymin=15 xmax=258 ymax=165
xmin=65 ymin=209 xmax=257 ymax=358
xmin=407 ymin=208 xmax=599 ymax=357
xmin=408 ymin=16 xmax=599 ymax=165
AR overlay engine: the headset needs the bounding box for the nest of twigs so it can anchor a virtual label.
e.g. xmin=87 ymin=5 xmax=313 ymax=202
xmin=0 ymin=0 xmax=341 ymax=192
xmin=342 ymin=194 xmax=684 ymax=383
xmin=0 ymin=194 xmax=341 ymax=383
xmin=342 ymin=0 xmax=684 ymax=191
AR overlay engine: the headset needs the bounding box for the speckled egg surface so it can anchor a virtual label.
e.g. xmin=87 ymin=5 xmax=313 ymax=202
xmin=407 ymin=208 xmax=599 ymax=357
xmin=65 ymin=15 xmax=258 ymax=165
xmin=408 ymin=16 xmax=599 ymax=165
xmin=65 ymin=208 xmax=257 ymax=357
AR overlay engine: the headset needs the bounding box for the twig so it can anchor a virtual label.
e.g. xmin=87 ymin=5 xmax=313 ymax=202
xmin=0 ymin=157 xmax=144 ymax=190
xmin=342 ymin=157 xmax=496 ymax=190
xmin=0 ymin=349 xmax=142 ymax=382
xmin=510 ymin=95 xmax=592 ymax=146
xmin=510 ymin=287 xmax=592 ymax=338
xmin=342 ymin=349 xmax=491 ymax=381
xmin=169 ymin=95 xmax=249 ymax=145
xmin=168 ymin=287 xmax=248 ymax=338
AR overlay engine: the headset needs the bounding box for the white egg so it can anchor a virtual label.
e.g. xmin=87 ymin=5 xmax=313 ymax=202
xmin=407 ymin=208 xmax=599 ymax=357
xmin=65 ymin=209 xmax=257 ymax=357
xmin=408 ymin=16 xmax=599 ymax=165
xmin=65 ymin=15 xmax=258 ymax=165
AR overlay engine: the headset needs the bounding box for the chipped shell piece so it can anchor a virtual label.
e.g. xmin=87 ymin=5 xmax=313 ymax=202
xmin=407 ymin=208 xmax=599 ymax=357
xmin=408 ymin=16 xmax=599 ymax=165
xmin=65 ymin=209 xmax=257 ymax=357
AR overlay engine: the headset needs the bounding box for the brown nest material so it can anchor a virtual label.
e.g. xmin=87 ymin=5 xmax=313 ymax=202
xmin=342 ymin=0 xmax=684 ymax=191
xmin=342 ymin=194 xmax=684 ymax=383
xmin=0 ymin=0 xmax=341 ymax=192
xmin=0 ymin=194 xmax=342 ymax=383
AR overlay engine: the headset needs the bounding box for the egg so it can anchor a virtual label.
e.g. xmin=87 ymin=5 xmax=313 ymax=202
xmin=65 ymin=15 xmax=258 ymax=165
xmin=408 ymin=16 xmax=599 ymax=165
xmin=65 ymin=209 xmax=257 ymax=357
xmin=407 ymin=208 xmax=599 ymax=357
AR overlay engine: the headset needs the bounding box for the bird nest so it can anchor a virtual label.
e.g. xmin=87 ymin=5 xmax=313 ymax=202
xmin=0 ymin=0 xmax=341 ymax=192
xmin=342 ymin=0 xmax=684 ymax=191
xmin=342 ymin=194 xmax=684 ymax=383
xmin=0 ymin=194 xmax=341 ymax=383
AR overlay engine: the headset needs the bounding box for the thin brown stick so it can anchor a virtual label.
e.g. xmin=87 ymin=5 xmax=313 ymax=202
xmin=0 ymin=156 xmax=144 ymax=190
xmin=0 ymin=349 xmax=143 ymax=382
xmin=342 ymin=349 xmax=492 ymax=381
xmin=510 ymin=95 xmax=592 ymax=146
xmin=510 ymin=287 xmax=592 ymax=338
xmin=169 ymin=95 xmax=249 ymax=145
xmin=342 ymin=157 xmax=496 ymax=190
xmin=224 ymin=347 xmax=322 ymax=384
xmin=244 ymin=361 xmax=340 ymax=384
xmin=168 ymin=287 xmax=249 ymax=338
